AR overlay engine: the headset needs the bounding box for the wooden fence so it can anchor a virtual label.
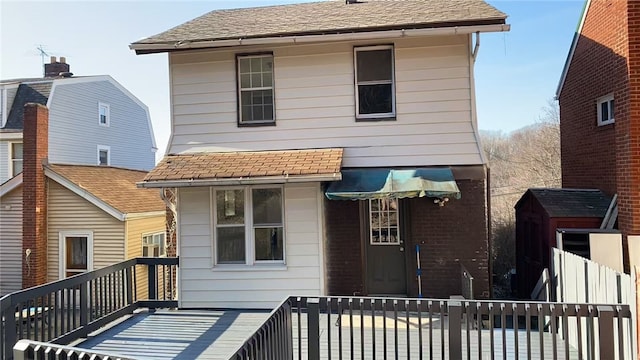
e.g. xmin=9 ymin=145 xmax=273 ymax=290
xmin=551 ymin=248 xmax=638 ymax=360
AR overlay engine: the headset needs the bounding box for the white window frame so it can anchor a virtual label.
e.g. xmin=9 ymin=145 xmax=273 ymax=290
xmin=237 ymin=53 xmax=275 ymax=125
xmin=97 ymin=145 xmax=110 ymax=166
xmin=354 ymin=45 xmax=396 ymax=120
xmin=98 ymin=102 xmax=110 ymax=127
xmin=142 ymin=232 xmax=166 ymax=257
xmin=8 ymin=141 xmax=23 ymax=177
xmin=597 ymin=94 xmax=615 ymax=126
xmin=58 ymin=231 xmax=94 ymax=279
xmin=0 ymin=88 xmax=6 ymax=127
xmin=369 ymin=198 xmax=400 ymax=245
xmin=211 ymin=185 xmax=286 ymax=267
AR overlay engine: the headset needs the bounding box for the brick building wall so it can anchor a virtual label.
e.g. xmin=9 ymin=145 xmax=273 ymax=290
xmin=22 ymin=103 xmax=49 ymax=288
xmin=323 ymin=178 xmax=489 ymax=299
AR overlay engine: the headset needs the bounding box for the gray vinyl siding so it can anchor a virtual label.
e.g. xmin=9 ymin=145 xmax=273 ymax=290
xmin=0 ymin=139 xmax=9 ymax=183
xmin=168 ymin=35 xmax=483 ymax=167
xmin=48 ymin=80 xmax=155 ymax=170
xmin=0 ymin=187 xmax=22 ymax=295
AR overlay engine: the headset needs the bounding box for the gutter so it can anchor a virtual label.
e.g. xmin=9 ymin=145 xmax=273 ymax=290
xmin=137 ymin=173 xmax=342 ymax=188
xmin=131 ymin=24 xmax=510 ymax=53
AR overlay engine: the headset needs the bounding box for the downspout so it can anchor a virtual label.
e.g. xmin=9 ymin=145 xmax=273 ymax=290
xmin=471 ymin=32 xmax=480 ymax=61
xmin=486 ymin=166 xmax=493 ymax=298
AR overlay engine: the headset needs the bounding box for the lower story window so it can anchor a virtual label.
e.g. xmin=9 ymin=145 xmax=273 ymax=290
xmin=214 ymin=186 xmax=284 ymax=265
xmin=142 ymin=233 xmax=166 ymax=257
xmin=369 ymin=198 xmax=399 ymax=244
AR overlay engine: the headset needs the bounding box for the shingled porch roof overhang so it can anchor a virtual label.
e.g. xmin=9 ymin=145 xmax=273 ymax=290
xmin=130 ymin=0 xmax=509 ymax=54
xmin=139 ymin=148 xmax=344 ymax=188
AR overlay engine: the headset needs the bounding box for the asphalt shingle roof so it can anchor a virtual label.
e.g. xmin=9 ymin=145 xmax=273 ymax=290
xmin=144 ymin=149 xmax=344 ymax=184
xmin=47 ymin=164 xmax=166 ymax=215
xmin=4 ymin=82 xmax=52 ymax=130
xmin=523 ymin=188 xmax=612 ymax=218
xmin=132 ymin=0 xmax=506 ymax=51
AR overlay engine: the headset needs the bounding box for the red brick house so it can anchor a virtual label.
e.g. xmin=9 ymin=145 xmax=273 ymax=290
xmin=556 ymin=0 xmax=640 ymax=272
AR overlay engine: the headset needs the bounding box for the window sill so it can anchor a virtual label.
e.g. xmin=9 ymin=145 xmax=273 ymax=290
xmin=238 ymin=121 xmax=277 ymax=128
xmin=597 ymin=120 xmax=615 ymax=127
xmin=356 ymin=116 xmax=396 ymax=122
xmin=211 ymin=264 xmax=287 ymax=272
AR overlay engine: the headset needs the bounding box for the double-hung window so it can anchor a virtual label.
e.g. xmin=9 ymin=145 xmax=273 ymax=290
xmin=597 ymin=94 xmax=614 ymax=126
xmin=10 ymin=142 xmax=23 ymax=177
xmin=142 ymin=233 xmax=166 ymax=257
xmin=214 ymin=186 xmax=284 ymax=265
xmin=354 ymin=45 xmax=395 ymax=119
xmin=237 ymin=54 xmax=275 ymax=125
xmin=98 ymin=102 xmax=110 ymax=126
xmin=97 ymin=145 xmax=110 ymax=166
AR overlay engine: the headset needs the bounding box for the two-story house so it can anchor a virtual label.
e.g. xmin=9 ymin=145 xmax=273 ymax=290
xmin=556 ymin=0 xmax=640 ymax=273
xmin=132 ymin=0 xmax=509 ymax=309
xmin=0 ymin=59 xmax=163 ymax=295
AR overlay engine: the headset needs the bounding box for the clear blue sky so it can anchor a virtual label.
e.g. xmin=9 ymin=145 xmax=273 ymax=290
xmin=0 ymin=0 xmax=585 ymax=161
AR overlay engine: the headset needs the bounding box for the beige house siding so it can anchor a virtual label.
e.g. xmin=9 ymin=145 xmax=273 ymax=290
xmin=168 ymin=35 xmax=482 ymax=167
xmin=0 ymin=187 xmax=23 ymax=295
xmin=126 ymin=216 xmax=166 ymax=300
xmin=47 ymin=181 xmax=125 ymax=282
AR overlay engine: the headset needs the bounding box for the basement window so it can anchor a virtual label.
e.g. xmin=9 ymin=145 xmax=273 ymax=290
xmin=597 ymin=94 xmax=614 ymax=126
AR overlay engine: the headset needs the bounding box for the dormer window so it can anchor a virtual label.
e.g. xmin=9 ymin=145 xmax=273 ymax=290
xmin=98 ymin=102 xmax=110 ymax=126
xmin=597 ymin=94 xmax=614 ymax=126
xmin=354 ymin=45 xmax=396 ymax=120
xmin=237 ymin=54 xmax=275 ymax=125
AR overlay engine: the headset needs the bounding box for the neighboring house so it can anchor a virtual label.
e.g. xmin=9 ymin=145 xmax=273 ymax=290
xmin=0 ymin=56 xmax=156 ymax=185
xmin=556 ymin=0 xmax=640 ymax=272
xmin=131 ymin=0 xmax=509 ymax=308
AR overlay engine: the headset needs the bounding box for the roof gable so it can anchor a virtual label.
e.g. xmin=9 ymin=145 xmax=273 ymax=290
xmin=517 ymin=188 xmax=611 ymax=218
xmin=131 ymin=0 xmax=507 ymax=53
xmin=555 ymin=0 xmax=590 ymax=99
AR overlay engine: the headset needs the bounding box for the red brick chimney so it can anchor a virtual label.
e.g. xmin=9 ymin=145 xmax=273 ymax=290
xmin=44 ymin=56 xmax=71 ymax=78
xmin=22 ymin=103 xmax=49 ymax=288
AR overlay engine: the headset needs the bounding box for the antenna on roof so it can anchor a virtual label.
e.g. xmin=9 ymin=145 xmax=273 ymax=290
xmin=36 ymin=45 xmax=49 ymax=77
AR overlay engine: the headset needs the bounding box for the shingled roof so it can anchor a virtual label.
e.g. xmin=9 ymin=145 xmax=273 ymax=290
xmin=46 ymin=164 xmax=165 ymax=216
xmin=131 ymin=0 xmax=507 ymax=53
xmin=518 ymin=188 xmax=612 ymax=218
xmin=3 ymin=82 xmax=52 ymax=130
xmin=141 ymin=149 xmax=343 ymax=187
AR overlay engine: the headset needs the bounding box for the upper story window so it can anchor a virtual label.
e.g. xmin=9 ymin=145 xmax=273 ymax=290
xmin=97 ymin=145 xmax=110 ymax=166
xmin=98 ymin=102 xmax=110 ymax=127
xmin=597 ymin=94 xmax=614 ymax=126
xmin=10 ymin=142 xmax=23 ymax=177
xmin=213 ymin=186 xmax=284 ymax=265
xmin=142 ymin=232 xmax=166 ymax=257
xmin=354 ymin=45 xmax=396 ymax=120
xmin=237 ymin=54 xmax=275 ymax=125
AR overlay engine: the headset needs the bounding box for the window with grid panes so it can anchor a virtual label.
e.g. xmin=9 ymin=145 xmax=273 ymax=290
xmin=237 ymin=54 xmax=274 ymax=124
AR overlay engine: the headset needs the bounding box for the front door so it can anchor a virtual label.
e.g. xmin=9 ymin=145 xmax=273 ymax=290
xmin=366 ymin=198 xmax=407 ymax=295
xmin=59 ymin=232 xmax=93 ymax=279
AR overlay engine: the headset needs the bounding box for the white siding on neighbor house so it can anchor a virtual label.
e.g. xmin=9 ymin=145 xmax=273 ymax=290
xmin=178 ymin=183 xmax=323 ymax=309
xmin=48 ymin=79 xmax=155 ymax=170
xmin=0 ymin=187 xmax=22 ymax=295
xmin=0 ymin=139 xmax=10 ymax=183
xmin=47 ymin=181 xmax=125 ymax=282
xmin=168 ymin=35 xmax=482 ymax=167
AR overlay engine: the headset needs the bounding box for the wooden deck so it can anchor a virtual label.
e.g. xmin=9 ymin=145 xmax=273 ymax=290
xmin=77 ymin=309 xmax=579 ymax=360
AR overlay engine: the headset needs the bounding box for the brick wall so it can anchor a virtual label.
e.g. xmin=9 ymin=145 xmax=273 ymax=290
xmin=324 ymin=198 xmax=364 ymax=295
xmin=22 ymin=103 xmax=49 ymax=289
xmin=324 ymin=178 xmax=489 ymax=299
xmin=406 ymin=179 xmax=490 ymax=299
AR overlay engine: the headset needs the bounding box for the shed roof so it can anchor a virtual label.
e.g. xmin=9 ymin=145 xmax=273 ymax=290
xmin=517 ymin=188 xmax=611 ymax=218
xmin=131 ymin=0 xmax=507 ymax=53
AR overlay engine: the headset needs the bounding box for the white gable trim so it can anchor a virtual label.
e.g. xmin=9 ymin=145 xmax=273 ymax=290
xmin=0 ymin=173 xmax=22 ymax=198
xmin=44 ymin=166 xmax=126 ymax=221
xmin=0 ymin=132 xmax=23 ymax=140
xmin=556 ymin=0 xmax=591 ymax=99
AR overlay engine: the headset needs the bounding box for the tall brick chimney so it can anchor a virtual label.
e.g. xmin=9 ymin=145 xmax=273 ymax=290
xmin=44 ymin=56 xmax=70 ymax=78
xmin=22 ymin=103 xmax=49 ymax=288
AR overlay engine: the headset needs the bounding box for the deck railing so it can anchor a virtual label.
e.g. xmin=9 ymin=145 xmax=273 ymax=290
xmin=231 ymin=296 xmax=635 ymax=360
xmin=1 ymin=257 xmax=178 ymax=360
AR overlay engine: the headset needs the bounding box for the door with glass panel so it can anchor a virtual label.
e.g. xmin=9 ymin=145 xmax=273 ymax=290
xmin=366 ymin=198 xmax=407 ymax=295
xmin=60 ymin=233 xmax=92 ymax=278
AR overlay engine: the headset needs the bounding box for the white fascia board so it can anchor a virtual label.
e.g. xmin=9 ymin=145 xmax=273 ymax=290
xmin=44 ymin=166 xmax=125 ymax=221
xmin=0 ymin=173 xmax=23 ymax=198
xmin=137 ymin=173 xmax=342 ymax=188
xmin=556 ymin=0 xmax=591 ymax=99
xmin=131 ymin=24 xmax=510 ymax=52
xmin=0 ymin=132 xmax=23 ymax=140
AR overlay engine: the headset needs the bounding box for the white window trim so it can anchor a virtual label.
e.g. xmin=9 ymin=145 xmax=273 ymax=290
xmin=8 ymin=141 xmax=23 ymax=177
xmin=597 ymin=94 xmax=615 ymax=126
xmin=210 ymin=185 xmax=286 ymax=268
xmin=142 ymin=231 xmax=167 ymax=257
xmin=97 ymin=145 xmax=110 ymax=166
xmin=58 ymin=231 xmax=94 ymax=279
xmin=369 ymin=198 xmax=401 ymax=246
xmin=0 ymin=88 xmax=6 ymax=128
xmin=237 ymin=54 xmax=275 ymax=125
xmin=354 ymin=45 xmax=396 ymax=120
xmin=98 ymin=102 xmax=110 ymax=127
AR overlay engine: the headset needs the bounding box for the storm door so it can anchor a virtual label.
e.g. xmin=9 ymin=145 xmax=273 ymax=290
xmin=365 ymin=198 xmax=407 ymax=295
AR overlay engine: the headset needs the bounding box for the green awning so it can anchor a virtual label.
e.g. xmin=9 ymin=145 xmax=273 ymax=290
xmin=325 ymin=168 xmax=461 ymax=200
